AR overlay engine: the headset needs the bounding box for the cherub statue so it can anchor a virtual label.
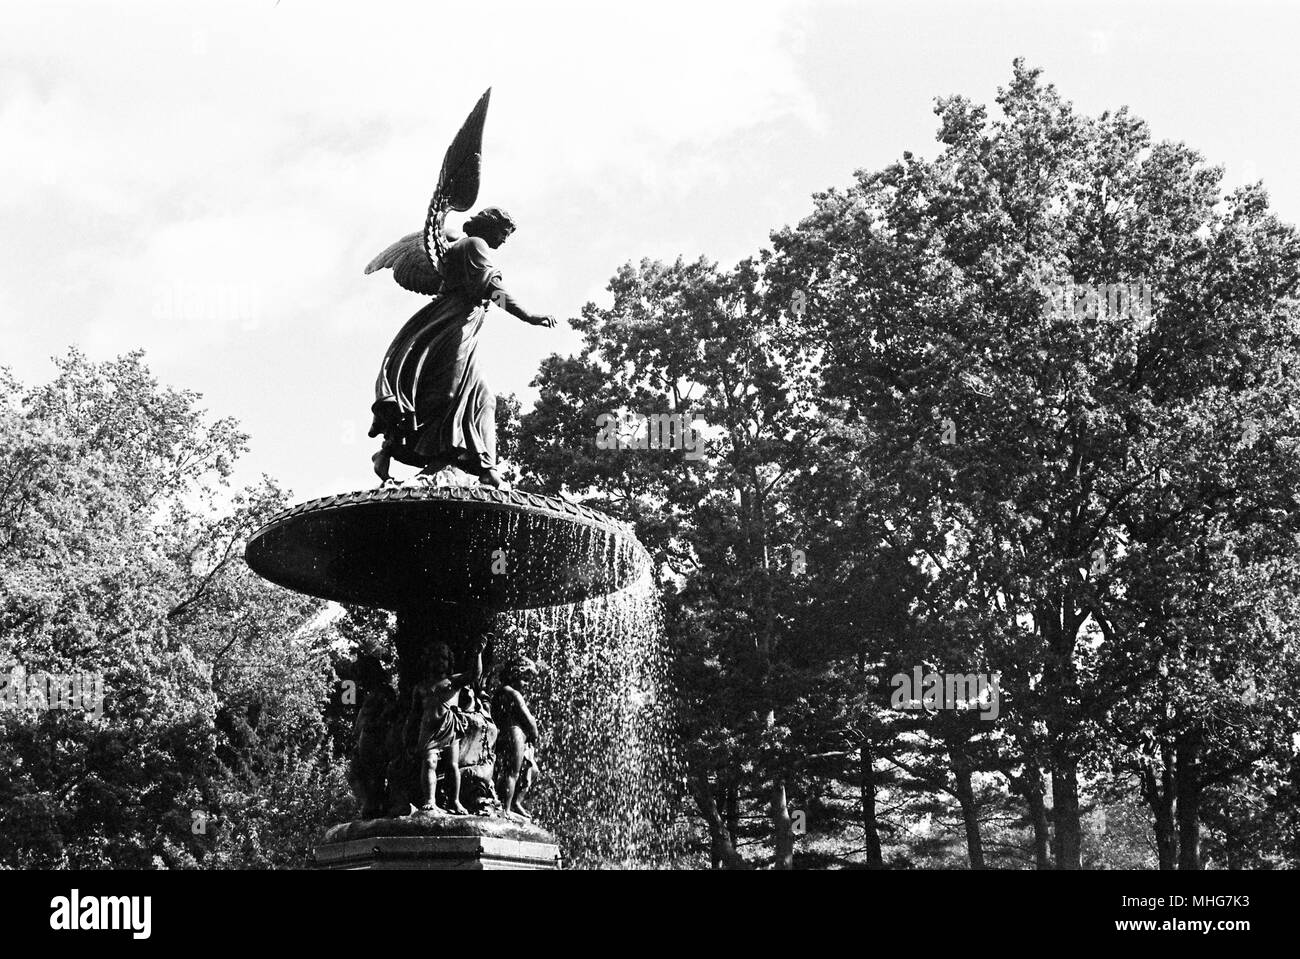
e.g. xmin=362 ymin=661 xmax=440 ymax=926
xmin=493 ymin=657 xmax=541 ymax=821
xmin=364 ymin=89 xmax=556 ymax=488
xmin=408 ymin=637 xmax=486 ymax=816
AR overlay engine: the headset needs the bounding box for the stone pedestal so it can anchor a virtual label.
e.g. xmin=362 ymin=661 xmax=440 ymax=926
xmin=314 ymin=814 xmax=561 ymax=870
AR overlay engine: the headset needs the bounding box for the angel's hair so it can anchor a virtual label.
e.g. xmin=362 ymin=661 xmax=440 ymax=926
xmin=464 ymin=206 xmax=517 ymax=238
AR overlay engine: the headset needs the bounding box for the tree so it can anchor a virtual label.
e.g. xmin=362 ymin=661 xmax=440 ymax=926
xmin=0 ymin=349 xmax=350 ymax=867
xmin=516 ymin=256 xmax=824 ymax=867
xmin=765 ymin=60 xmax=1300 ymax=868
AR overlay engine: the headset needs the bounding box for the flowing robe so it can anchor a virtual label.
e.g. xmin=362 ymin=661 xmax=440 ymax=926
xmin=370 ymin=235 xmax=506 ymax=473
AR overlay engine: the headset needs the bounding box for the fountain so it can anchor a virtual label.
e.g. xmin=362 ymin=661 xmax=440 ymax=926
xmin=243 ymin=90 xmax=680 ymax=868
xmin=245 ymin=484 xmax=676 ymax=868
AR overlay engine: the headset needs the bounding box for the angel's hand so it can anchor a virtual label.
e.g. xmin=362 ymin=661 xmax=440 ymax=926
xmin=531 ymin=314 xmax=558 ymax=328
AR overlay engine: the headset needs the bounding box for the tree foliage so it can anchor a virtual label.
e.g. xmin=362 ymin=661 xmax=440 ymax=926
xmin=0 ymin=349 xmax=351 ymax=868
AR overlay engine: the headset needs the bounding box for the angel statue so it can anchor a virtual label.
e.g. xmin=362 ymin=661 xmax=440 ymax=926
xmin=365 ymin=89 xmax=556 ymax=488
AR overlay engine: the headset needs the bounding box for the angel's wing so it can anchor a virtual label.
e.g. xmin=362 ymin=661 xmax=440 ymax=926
xmin=424 ymin=88 xmax=491 ymax=268
xmin=365 ymin=89 xmax=492 ymax=295
xmin=363 ymin=232 xmax=443 ymax=296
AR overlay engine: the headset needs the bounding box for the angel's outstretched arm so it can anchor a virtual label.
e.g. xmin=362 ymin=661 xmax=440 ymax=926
xmin=487 ymin=276 xmax=556 ymax=327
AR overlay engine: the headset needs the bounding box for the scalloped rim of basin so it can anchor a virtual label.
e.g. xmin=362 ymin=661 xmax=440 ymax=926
xmin=244 ymin=485 xmax=650 ymax=611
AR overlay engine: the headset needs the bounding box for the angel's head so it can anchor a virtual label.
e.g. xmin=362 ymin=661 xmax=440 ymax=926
xmin=464 ymin=206 xmax=517 ymax=249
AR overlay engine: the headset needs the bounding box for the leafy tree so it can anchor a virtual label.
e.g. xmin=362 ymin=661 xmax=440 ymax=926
xmin=0 ymin=349 xmax=351 ymax=867
xmin=765 ymin=60 xmax=1300 ymax=868
xmin=517 ymin=256 xmax=826 ymax=867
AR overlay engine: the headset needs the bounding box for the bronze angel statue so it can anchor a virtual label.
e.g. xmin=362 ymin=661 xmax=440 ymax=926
xmin=365 ymin=89 xmax=555 ymax=488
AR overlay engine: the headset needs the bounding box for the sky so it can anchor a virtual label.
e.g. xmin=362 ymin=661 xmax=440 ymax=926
xmin=3 ymin=0 xmax=1299 ymax=503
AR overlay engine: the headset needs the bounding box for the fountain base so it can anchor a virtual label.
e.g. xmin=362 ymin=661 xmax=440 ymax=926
xmin=315 ymin=814 xmax=560 ymax=870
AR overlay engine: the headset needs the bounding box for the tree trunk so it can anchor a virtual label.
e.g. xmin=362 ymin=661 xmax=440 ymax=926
xmin=950 ymin=749 xmax=985 ymax=869
xmin=1140 ymin=756 xmax=1178 ymax=870
xmin=710 ymin=786 xmax=725 ymax=868
xmin=1219 ymin=792 xmax=1246 ymax=870
xmin=747 ymin=473 xmax=791 ymax=872
xmin=725 ymin=783 xmax=741 ymax=853
xmin=1051 ymin=762 xmax=1083 ymax=869
xmin=1041 ymin=601 xmax=1085 ymax=870
xmin=1175 ymin=734 xmax=1203 ymax=870
xmin=1021 ymin=764 xmax=1052 ymax=869
xmin=859 ymin=740 xmax=885 ymax=868
xmin=689 ymin=771 xmax=747 ymax=869
xmin=770 ymin=781 xmax=795 ymax=870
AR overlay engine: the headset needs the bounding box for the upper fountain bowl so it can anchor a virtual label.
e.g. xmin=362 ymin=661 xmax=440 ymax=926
xmin=244 ymin=485 xmax=651 ymax=611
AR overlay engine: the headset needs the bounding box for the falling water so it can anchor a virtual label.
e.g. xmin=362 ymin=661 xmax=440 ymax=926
xmin=492 ymin=570 xmax=686 ymax=868
xmin=248 ymin=486 xmax=688 ymax=865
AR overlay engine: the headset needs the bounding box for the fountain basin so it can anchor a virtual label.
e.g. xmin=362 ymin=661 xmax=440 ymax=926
xmin=244 ymin=485 xmax=650 ymax=611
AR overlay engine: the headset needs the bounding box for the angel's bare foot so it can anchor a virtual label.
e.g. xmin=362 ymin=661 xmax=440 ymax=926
xmin=372 ymin=448 xmax=391 ymax=482
xmin=502 ymin=809 xmax=524 ymax=823
xmin=510 ymin=800 xmax=532 ymax=819
xmin=419 ymin=802 xmax=448 ymax=817
xmin=448 ymin=802 xmax=472 ymax=816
